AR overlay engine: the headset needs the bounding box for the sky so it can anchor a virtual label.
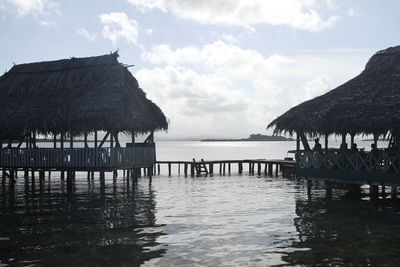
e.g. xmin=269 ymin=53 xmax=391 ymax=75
xmin=1 ymin=0 xmax=400 ymax=139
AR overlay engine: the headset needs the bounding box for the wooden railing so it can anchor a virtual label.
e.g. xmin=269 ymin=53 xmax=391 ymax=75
xmin=297 ymin=150 xmax=400 ymax=174
xmin=0 ymin=146 xmax=155 ymax=170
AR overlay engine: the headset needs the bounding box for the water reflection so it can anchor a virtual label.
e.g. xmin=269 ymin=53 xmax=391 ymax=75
xmin=281 ymin=183 xmax=400 ymax=266
xmin=0 ymin=175 xmax=166 ymax=266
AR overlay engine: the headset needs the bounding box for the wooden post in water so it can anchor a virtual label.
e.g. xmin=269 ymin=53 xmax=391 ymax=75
xmin=168 ymin=163 xmax=171 ymax=176
xmin=209 ymin=163 xmax=214 ymax=174
xmin=238 ymin=162 xmax=243 ymax=174
xmin=325 ymin=134 xmax=329 ymax=151
xmin=257 ymin=163 xmax=261 ymax=175
xmin=370 ymin=184 xmax=379 ymax=201
xmin=391 ymin=186 xmax=397 ymax=199
xmin=184 ymin=163 xmax=188 ymax=176
xmin=228 ymin=163 xmax=231 ymax=174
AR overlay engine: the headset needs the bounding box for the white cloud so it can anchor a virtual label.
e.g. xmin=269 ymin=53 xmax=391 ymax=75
xmin=1 ymin=0 xmax=57 ymax=17
xmin=137 ymin=42 xmax=372 ymax=137
xmin=128 ymin=0 xmax=340 ymax=31
xmin=76 ymin=28 xmax=97 ymax=41
xmin=302 ymin=74 xmax=333 ymax=100
xmin=221 ymin=34 xmax=238 ymax=43
xmin=347 ymin=7 xmax=359 ymax=17
xmin=40 ymin=19 xmax=54 ymax=27
xmin=99 ymin=12 xmax=139 ymax=45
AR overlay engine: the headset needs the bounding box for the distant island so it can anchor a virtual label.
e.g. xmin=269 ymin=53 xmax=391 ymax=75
xmin=201 ymin=134 xmax=294 ymax=142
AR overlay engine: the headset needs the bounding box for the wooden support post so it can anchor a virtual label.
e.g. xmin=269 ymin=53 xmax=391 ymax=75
xmin=275 ymin=164 xmax=279 ymax=175
xmin=228 ymin=163 xmax=231 ymax=174
xmin=251 ymin=163 xmax=255 ymax=174
xmin=190 ymin=163 xmax=195 ymax=176
xmin=391 ymin=186 xmax=397 ymax=199
xmin=70 ymin=135 xmax=73 ymax=148
xmin=178 ymin=163 xmax=180 ymax=175
xmin=373 ymin=134 xmax=378 ymax=147
xmin=296 ymin=133 xmax=300 ymax=151
xmin=61 ymin=171 xmax=65 ymax=180
xmin=223 ymin=163 xmax=226 ymax=174
xmin=113 ymin=170 xmax=117 ymax=181
xmin=39 ymin=171 xmax=45 ymax=180
xmin=370 ymin=185 xmax=379 ymax=201
xmin=184 ymin=163 xmax=188 ymax=176
xmin=84 ymin=132 xmax=88 ymax=148
xmin=53 ymin=134 xmax=57 ymax=148
xmin=325 ymin=134 xmax=329 ymax=151
xmin=168 ymin=163 xmax=171 ymax=176
xmin=248 ymin=163 xmax=252 ymax=174
xmin=100 ymin=171 xmax=105 ymax=192
xmin=326 ymin=181 xmax=332 ymax=200
xmin=350 ymin=134 xmax=355 ymax=147
xmin=257 ymin=163 xmax=261 ymax=175
xmin=209 ymin=163 xmax=214 ymax=174
xmin=158 ymin=164 xmax=161 ymax=175
xmin=264 ymin=163 xmax=267 ymax=175
xmin=268 ymin=163 xmax=273 ymax=175
xmin=381 ymin=184 xmax=386 ymax=199
xmin=94 ymin=131 xmax=98 ymax=148
xmin=110 ymin=133 xmax=114 ymax=148
xmin=219 ymin=163 xmax=222 ymax=174
xmin=238 ymin=162 xmax=243 ymax=174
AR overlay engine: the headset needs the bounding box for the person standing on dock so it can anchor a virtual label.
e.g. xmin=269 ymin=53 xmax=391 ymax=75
xmin=313 ymin=138 xmax=322 ymax=153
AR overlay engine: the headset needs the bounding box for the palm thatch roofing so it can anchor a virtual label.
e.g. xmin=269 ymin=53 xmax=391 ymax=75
xmin=268 ymin=45 xmax=400 ymax=136
xmin=0 ymin=52 xmax=168 ymax=138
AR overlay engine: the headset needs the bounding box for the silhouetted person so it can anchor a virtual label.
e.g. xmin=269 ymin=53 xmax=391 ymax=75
xmin=371 ymin=143 xmax=379 ymax=157
xmin=313 ymin=138 xmax=322 ymax=153
xmin=340 ymin=142 xmax=348 ymax=151
xmin=351 ymin=143 xmax=358 ymax=153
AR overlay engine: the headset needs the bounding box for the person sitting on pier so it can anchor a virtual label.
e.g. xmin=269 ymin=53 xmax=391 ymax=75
xmin=313 ymin=138 xmax=322 ymax=153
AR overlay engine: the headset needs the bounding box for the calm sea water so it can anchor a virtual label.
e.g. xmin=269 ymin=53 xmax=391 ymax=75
xmin=1 ymin=140 xmax=399 ymax=266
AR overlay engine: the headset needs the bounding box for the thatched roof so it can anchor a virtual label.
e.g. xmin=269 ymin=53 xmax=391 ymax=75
xmin=0 ymin=52 xmax=168 ymax=138
xmin=268 ymin=45 xmax=400 ymax=136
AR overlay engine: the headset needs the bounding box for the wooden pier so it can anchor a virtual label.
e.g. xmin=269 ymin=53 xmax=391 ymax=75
xmin=155 ymin=159 xmax=296 ymax=176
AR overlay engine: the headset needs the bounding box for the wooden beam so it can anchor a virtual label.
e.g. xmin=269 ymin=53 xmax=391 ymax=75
xmin=114 ymin=132 xmax=121 ymax=148
xmin=299 ymin=132 xmax=310 ymax=151
xmin=53 ymin=133 xmax=57 ymax=148
xmin=98 ymin=132 xmax=110 ymax=148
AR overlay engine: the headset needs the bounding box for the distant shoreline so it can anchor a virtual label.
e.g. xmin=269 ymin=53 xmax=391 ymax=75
xmin=201 ymin=134 xmax=294 ymax=142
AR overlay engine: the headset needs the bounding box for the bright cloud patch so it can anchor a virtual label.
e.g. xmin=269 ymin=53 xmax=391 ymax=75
xmin=137 ymin=42 xmax=371 ymax=137
xmin=2 ymin=0 xmax=57 ymax=17
xmin=76 ymin=28 xmax=97 ymax=41
xmin=128 ymin=0 xmax=340 ymax=31
xmin=99 ymin=12 xmax=139 ymax=45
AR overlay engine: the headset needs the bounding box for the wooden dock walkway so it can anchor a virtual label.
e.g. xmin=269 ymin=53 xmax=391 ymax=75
xmin=155 ymin=159 xmax=296 ymax=176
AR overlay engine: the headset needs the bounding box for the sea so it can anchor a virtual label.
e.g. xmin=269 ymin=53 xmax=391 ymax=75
xmin=1 ymin=140 xmax=400 ymax=266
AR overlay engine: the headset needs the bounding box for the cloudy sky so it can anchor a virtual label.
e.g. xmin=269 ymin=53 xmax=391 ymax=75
xmin=1 ymin=0 xmax=399 ymax=139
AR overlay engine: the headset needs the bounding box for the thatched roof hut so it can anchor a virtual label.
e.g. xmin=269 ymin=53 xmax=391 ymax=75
xmin=0 ymin=52 xmax=168 ymax=139
xmin=268 ymin=45 xmax=400 ymax=137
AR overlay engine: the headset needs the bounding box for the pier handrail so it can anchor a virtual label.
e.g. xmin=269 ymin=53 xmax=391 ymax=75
xmin=296 ymin=150 xmax=400 ymax=174
xmin=0 ymin=147 xmax=155 ymax=170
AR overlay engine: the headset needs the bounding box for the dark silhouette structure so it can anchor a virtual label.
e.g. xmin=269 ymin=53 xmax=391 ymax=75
xmin=0 ymin=53 xmax=168 ymax=182
xmin=268 ymin=45 xmax=400 ymax=185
